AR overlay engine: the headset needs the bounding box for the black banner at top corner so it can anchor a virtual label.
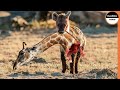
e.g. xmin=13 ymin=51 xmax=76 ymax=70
xmin=0 ymin=0 xmax=120 ymax=11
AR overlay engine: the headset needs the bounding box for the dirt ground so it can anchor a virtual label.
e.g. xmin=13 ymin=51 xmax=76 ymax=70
xmin=0 ymin=25 xmax=118 ymax=79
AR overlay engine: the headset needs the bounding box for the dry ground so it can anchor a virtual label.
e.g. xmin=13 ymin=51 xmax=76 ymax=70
xmin=0 ymin=25 xmax=118 ymax=79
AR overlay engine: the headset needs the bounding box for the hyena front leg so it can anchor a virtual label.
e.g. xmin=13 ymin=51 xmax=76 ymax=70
xmin=60 ymin=46 xmax=67 ymax=73
xmin=70 ymin=54 xmax=75 ymax=74
xmin=75 ymin=51 xmax=80 ymax=74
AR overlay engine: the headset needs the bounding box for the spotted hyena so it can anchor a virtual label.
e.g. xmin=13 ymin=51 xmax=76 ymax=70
xmin=52 ymin=11 xmax=86 ymax=74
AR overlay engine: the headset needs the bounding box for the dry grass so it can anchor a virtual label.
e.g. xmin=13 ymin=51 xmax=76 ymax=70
xmin=0 ymin=25 xmax=117 ymax=79
xmin=29 ymin=19 xmax=78 ymax=30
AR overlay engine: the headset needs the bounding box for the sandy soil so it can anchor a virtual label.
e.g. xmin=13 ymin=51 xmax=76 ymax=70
xmin=0 ymin=25 xmax=118 ymax=79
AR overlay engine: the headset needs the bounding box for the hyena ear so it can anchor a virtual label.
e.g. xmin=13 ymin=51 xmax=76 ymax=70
xmin=23 ymin=42 xmax=27 ymax=49
xmin=52 ymin=12 xmax=58 ymax=21
xmin=66 ymin=11 xmax=71 ymax=18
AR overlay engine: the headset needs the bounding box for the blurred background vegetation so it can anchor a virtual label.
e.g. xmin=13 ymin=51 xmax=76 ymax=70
xmin=0 ymin=11 xmax=115 ymax=28
xmin=0 ymin=11 xmax=117 ymax=36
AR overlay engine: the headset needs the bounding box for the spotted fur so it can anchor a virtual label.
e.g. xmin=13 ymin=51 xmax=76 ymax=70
xmin=52 ymin=11 xmax=86 ymax=74
xmin=13 ymin=32 xmax=80 ymax=74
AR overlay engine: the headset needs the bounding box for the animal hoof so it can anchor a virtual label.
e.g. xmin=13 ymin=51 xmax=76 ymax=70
xmin=70 ymin=71 xmax=73 ymax=74
xmin=62 ymin=70 xmax=66 ymax=73
xmin=75 ymin=71 xmax=78 ymax=74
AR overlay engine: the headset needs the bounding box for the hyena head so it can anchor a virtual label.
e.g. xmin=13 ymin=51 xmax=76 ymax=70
xmin=52 ymin=11 xmax=71 ymax=34
xmin=13 ymin=42 xmax=37 ymax=70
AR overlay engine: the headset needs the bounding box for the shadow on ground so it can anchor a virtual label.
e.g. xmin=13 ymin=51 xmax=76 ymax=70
xmin=0 ymin=30 xmax=12 ymax=40
xmin=29 ymin=25 xmax=117 ymax=38
xmin=32 ymin=57 xmax=47 ymax=64
xmin=8 ymin=71 xmax=46 ymax=77
xmin=82 ymin=25 xmax=117 ymax=38
xmin=7 ymin=68 xmax=117 ymax=79
xmin=0 ymin=25 xmax=117 ymax=40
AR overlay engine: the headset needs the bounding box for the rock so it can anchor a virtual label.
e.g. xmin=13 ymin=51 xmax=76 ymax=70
xmin=89 ymin=69 xmax=117 ymax=79
xmin=51 ymin=72 xmax=62 ymax=76
xmin=22 ymin=72 xmax=29 ymax=75
xmin=0 ymin=11 xmax=11 ymax=17
xmin=0 ymin=30 xmax=11 ymax=36
xmin=35 ymin=72 xmax=45 ymax=75
xmin=70 ymin=11 xmax=109 ymax=25
xmin=0 ymin=11 xmax=111 ymax=29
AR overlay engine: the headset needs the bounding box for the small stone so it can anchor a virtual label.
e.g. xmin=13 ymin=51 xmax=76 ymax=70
xmin=51 ymin=72 xmax=62 ymax=76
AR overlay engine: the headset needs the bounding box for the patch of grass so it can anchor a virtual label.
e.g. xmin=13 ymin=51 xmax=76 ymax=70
xmin=0 ymin=26 xmax=117 ymax=79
